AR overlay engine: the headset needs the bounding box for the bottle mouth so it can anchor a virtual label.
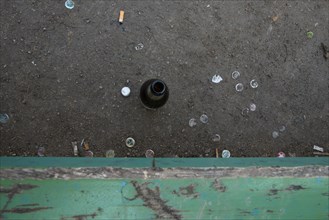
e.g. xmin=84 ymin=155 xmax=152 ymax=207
xmin=151 ymin=80 xmax=166 ymax=96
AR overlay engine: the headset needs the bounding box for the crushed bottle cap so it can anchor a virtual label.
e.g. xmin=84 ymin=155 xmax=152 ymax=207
xmin=222 ymin=150 xmax=231 ymax=158
xmin=272 ymin=131 xmax=279 ymax=139
xmin=241 ymin=108 xmax=250 ymax=116
xmin=189 ymin=118 xmax=197 ymax=127
xmin=249 ymin=103 xmax=256 ymax=111
xmin=200 ymin=114 xmax=208 ymax=124
xmin=212 ymin=74 xmax=223 ymax=83
xmin=37 ymin=147 xmax=45 ymax=157
xmin=212 ymin=134 xmax=221 ymax=142
xmin=84 ymin=150 xmax=93 ymax=157
xmin=235 ymin=83 xmax=244 ymax=92
xmin=126 ymin=137 xmax=135 ymax=148
xmin=279 ymin=125 xmax=286 ymax=132
xmin=277 ymin=152 xmax=285 ymax=158
xmin=145 ymin=149 xmax=154 ymax=158
xmin=250 ymin=79 xmax=258 ymax=88
xmin=231 ymin=71 xmax=240 ymax=80
xmin=135 ymin=43 xmax=144 ymax=51
xmin=0 ymin=113 xmax=10 ymax=123
xmin=105 ymin=150 xmax=115 ymax=158
xmin=121 ymin=87 xmax=131 ymax=97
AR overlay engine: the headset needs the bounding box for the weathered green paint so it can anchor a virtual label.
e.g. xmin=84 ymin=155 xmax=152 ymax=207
xmin=1 ymin=178 xmax=328 ymax=219
xmin=1 ymin=157 xmax=328 ymax=219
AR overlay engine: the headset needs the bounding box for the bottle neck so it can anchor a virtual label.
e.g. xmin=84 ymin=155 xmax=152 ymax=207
xmin=146 ymin=80 xmax=166 ymax=100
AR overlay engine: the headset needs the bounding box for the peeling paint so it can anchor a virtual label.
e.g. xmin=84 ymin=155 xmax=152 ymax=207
xmin=268 ymin=184 xmax=307 ymax=196
xmin=179 ymin=184 xmax=199 ymax=198
xmin=172 ymin=190 xmax=180 ymax=196
xmin=0 ymin=184 xmax=39 ymax=217
xmin=60 ymin=209 xmax=102 ymax=220
xmin=268 ymin=189 xmax=279 ymax=196
xmin=321 ymin=192 xmax=329 ymax=197
xmin=17 ymin=203 xmax=39 ymax=207
xmin=71 ymin=213 xmax=97 ymax=220
xmin=1 ymin=207 xmax=52 ymax=213
xmin=131 ymin=181 xmax=181 ymax=220
xmin=211 ymin=179 xmax=227 ymax=192
xmin=285 ymin=185 xmax=306 ymax=191
xmin=239 ymin=209 xmax=251 ymax=215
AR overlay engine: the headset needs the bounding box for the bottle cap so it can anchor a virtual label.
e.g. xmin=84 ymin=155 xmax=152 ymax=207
xmin=121 ymin=87 xmax=131 ymax=97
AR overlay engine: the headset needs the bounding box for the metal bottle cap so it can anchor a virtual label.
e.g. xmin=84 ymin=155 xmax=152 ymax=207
xmin=126 ymin=137 xmax=135 ymax=148
xmin=121 ymin=87 xmax=131 ymax=97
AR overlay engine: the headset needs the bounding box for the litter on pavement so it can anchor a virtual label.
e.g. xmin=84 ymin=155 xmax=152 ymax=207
xmin=277 ymin=152 xmax=286 ymax=158
xmin=126 ymin=137 xmax=135 ymax=148
xmin=119 ymin=10 xmax=125 ymax=24
xmin=222 ymin=150 xmax=231 ymax=158
xmin=212 ymin=74 xmax=223 ymax=83
xmin=313 ymin=145 xmax=324 ymax=152
xmin=65 ymin=0 xmax=74 ymax=9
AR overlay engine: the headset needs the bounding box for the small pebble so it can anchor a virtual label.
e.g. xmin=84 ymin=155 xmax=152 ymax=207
xmin=212 ymin=74 xmax=223 ymax=83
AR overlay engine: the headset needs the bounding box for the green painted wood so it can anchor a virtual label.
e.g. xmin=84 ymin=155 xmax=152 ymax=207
xmin=1 ymin=157 xmax=328 ymax=169
xmin=0 ymin=157 xmax=328 ymax=219
xmin=1 ymin=177 xmax=328 ymax=219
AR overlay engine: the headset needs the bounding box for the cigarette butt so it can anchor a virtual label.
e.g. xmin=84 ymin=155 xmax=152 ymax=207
xmin=83 ymin=142 xmax=90 ymax=151
xmin=216 ymin=148 xmax=219 ymax=158
xmin=72 ymin=141 xmax=78 ymax=156
xmin=119 ymin=10 xmax=124 ymax=23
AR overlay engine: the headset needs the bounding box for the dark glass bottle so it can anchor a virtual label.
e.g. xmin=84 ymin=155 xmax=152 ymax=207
xmin=140 ymin=79 xmax=169 ymax=109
